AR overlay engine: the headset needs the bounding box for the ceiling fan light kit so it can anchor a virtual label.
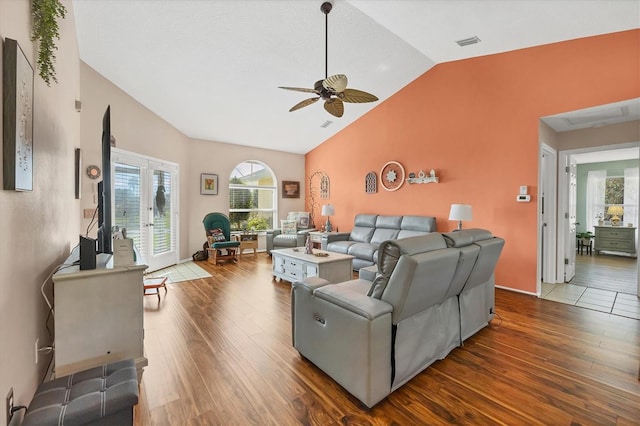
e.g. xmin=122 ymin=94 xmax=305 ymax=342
xmin=279 ymin=1 xmax=378 ymax=118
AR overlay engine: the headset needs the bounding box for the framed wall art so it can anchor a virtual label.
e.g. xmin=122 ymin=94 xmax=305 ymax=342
xmin=75 ymin=148 xmax=82 ymax=199
xmin=201 ymin=173 xmax=219 ymax=195
xmin=3 ymin=38 xmax=34 ymax=191
xmin=282 ymin=180 xmax=300 ymax=198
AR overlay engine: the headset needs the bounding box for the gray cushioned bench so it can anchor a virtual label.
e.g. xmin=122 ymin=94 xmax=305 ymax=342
xmin=22 ymin=359 xmax=139 ymax=426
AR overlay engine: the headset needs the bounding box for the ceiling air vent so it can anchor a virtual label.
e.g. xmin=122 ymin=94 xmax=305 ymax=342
xmin=456 ymin=36 xmax=481 ymax=47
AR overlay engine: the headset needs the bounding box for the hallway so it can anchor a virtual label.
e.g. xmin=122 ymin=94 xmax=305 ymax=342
xmin=541 ymin=253 xmax=639 ymax=319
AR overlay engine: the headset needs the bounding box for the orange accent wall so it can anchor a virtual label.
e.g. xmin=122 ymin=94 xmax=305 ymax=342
xmin=305 ymin=30 xmax=640 ymax=293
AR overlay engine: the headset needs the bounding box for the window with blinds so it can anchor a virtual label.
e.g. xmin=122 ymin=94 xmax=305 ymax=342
xmin=114 ymin=162 xmax=145 ymax=255
xmin=152 ymin=169 xmax=173 ymax=255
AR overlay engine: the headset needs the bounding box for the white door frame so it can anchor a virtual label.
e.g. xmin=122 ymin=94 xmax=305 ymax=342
xmin=557 ymin=142 xmax=640 ymax=295
xmin=112 ymin=148 xmax=180 ymax=271
xmin=538 ymin=143 xmax=558 ymax=293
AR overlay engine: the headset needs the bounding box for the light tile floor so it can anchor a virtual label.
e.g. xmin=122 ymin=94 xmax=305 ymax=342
xmin=541 ymin=282 xmax=640 ymax=320
xmin=146 ymin=261 xmax=211 ymax=283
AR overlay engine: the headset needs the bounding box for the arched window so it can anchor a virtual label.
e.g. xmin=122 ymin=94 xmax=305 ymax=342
xmin=229 ymin=160 xmax=277 ymax=231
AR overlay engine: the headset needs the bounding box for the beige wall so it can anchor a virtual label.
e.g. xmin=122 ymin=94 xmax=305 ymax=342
xmin=186 ymin=138 xmax=306 ymax=252
xmin=0 ymin=1 xmax=81 ymax=422
xmin=557 ymin=120 xmax=640 ymax=150
xmin=80 ymin=62 xmax=191 ymax=260
xmin=81 ymin=63 xmax=306 ymax=260
xmin=539 ymin=121 xmax=559 ymax=150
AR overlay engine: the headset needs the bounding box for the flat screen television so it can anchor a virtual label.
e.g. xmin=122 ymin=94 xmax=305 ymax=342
xmin=97 ymin=105 xmax=112 ymax=254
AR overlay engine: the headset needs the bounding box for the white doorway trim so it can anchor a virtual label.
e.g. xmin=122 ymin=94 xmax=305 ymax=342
xmin=112 ymin=148 xmax=180 ymax=272
xmin=538 ymin=143 xmax=558 ymax=294
xmin=557 ymin=142 xmax=640 ymax=296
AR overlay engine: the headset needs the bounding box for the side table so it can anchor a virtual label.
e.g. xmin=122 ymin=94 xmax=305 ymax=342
xmin=232 ymin=233 xmax=258 ymax=259
xmin=308 ymin=231 xmax=326 ymax=249
xmin=309 ymin=231 xmax=340 ymax=250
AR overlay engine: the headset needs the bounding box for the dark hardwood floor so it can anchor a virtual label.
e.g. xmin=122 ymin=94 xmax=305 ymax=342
xmin=135 ymin=254 xmax=640 ymax=425
xmin=572 ymin=253 xmax=637 ymax=294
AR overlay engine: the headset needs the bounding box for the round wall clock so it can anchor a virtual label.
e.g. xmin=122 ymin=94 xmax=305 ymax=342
xmin=380 ymin=161 xmax=405 ymax=191
xmin=86 ymin=165 xmax=101 ymax=180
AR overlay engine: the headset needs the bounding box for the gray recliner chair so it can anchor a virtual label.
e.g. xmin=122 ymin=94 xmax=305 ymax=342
xmin=291 ymin=229 xmax=504 ymax=408
xmin=266 ymin=218 xmax=316 ymax=254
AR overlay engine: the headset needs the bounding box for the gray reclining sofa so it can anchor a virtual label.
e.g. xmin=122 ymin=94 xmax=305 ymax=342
xmin=291 ymin=229 xmax=505 ymax=408
xmin=322 ymin=214 xmax=436 ymax=270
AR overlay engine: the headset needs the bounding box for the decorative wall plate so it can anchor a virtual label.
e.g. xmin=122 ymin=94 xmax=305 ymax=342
xmin=86 ymin=165 xmax=101 ymax=179
xmin=380 ymin=161 xmax=405 ymax=191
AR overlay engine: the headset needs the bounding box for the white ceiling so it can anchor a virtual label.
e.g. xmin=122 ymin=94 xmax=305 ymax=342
xmin=72 ymin=0 xmax=640 ymax=154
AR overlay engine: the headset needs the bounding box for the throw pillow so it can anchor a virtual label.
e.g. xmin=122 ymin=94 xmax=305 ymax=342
xmin=297 ymin=212 xmax=310 ymax=228
xmin=209 ymin=228 xmax=226 ymax=242
xmin=287 ymin=211 xmax=310 ymax=229
xmin=280 ymin=220 xmax=297 ymax=234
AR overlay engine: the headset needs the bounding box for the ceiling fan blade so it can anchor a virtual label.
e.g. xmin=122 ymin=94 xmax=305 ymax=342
xmin=324 ymin=98 xmax=344 ymax=117
xmin=289 ymin=97 xmax=320 ymax=112
xmin=322 ymin=74 xmax=348 ymax=93
xmin=339 ymin=89 xmax=379 ymax=103
xmin=279 ymin=86 xmax=320 ymax=94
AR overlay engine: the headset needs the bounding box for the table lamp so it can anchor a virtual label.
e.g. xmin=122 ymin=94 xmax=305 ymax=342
xmin=321 ymin=204 xmax=335 ymax=232
xmin=607 ymin=205 xmax=624 ymax=226
xmin=449 ymin=204 xmax=473 ymax=230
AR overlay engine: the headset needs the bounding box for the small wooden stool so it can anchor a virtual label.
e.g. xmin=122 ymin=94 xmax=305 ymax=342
xmin=143 ymin=276 xmax=168 ymax=300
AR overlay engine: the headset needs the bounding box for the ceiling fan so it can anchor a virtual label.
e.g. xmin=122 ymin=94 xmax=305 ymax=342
xmin=279 ymin=2 xmax=378 ymax=118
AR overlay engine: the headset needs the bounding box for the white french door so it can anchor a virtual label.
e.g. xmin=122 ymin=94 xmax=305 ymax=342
xmin=112 ymin=149 xmax=179 ymax=272
xmin=565 ymin=160 xmax=578 ymax=282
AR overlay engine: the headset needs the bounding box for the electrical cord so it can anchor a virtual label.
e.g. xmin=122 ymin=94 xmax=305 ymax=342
xmin=490 ymin=310 xmax=503 ymax=326
xmin=85 ymin=205 xmax=99 ymax=236
xmin=40 ymin=264 xmax=65 ymax=315
xmin=11 ymin=405 xmax=27 ymax=414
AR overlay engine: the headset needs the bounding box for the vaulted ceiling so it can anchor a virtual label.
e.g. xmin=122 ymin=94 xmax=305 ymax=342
xmin=72 ymin=0 xmax=640 ymax=154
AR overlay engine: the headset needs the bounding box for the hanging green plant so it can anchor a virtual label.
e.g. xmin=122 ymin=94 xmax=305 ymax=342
xmin=31 ymin=0 xmax=67 ymax=86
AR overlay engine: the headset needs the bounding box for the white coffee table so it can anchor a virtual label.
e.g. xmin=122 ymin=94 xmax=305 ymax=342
xmin=271 ymin=248 xmax=353 ymax=283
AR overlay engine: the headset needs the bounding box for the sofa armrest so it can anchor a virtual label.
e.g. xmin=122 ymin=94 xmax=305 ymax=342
xmin=266 ymin=229 xmax=282 ymax=237
xmin=291 ymin=281 xmax=393 ymax=408
xmin=322 ymin=232 xmax=350 ymax=249
xmin=293 ymin=276 xmax=332 ymax=292
xmin=313 ymin=284 xmax=392 ymax=320
xmin=296 ymin=228 xmax=317 ymax=235
xmin=265 ymin=229 xmax=282 ymax=253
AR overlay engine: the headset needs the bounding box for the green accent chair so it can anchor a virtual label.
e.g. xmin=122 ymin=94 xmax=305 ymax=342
xmin=203 ymin=212 xmax=241 ymax=265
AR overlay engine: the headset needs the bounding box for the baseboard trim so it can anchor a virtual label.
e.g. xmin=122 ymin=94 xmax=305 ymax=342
xmin=496 ymin=285 xmax=538 ymax=297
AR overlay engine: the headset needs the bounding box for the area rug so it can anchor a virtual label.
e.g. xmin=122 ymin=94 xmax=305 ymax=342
xmin=146 ymin=261 xmax=211 ymax=283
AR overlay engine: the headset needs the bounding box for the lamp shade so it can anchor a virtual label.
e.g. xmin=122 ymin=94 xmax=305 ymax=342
xmin=607 ymin=205 xmax=624 ymax=216
xmin=449 ymin=204 xmax=473 ymax=221
xmin=321 ymin=204 xmax=335 ymax=216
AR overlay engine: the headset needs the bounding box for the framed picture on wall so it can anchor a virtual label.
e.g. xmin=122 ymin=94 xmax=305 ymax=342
xmin=282 ymin=181 xmax=300 ymax=198
xmin=201 ymin=173 xmax=218 ymax=195
xmin=3 ymin=38 xmax=34 ymax=191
